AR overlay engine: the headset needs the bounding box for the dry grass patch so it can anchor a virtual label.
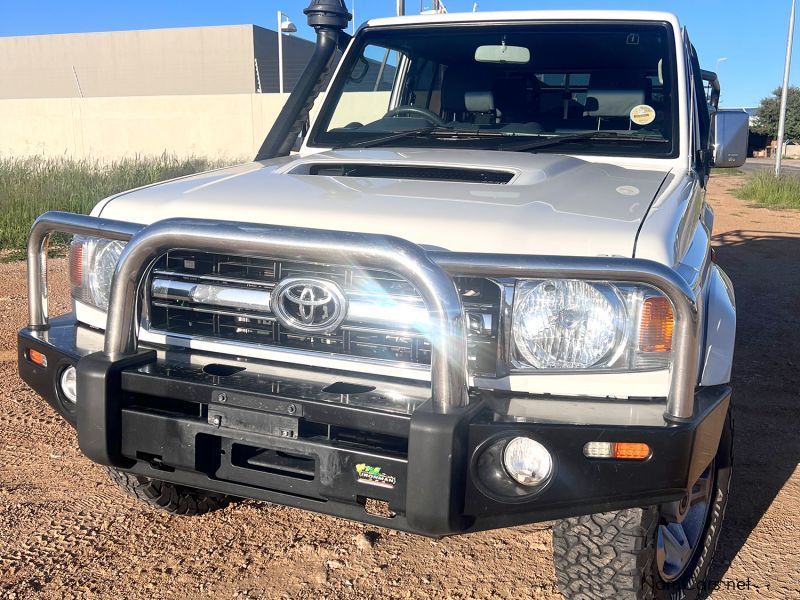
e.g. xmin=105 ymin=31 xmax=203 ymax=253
xmin=735 ymin=171 xmax=800 ymax=210
xmin=0 ymin=155 xmax=228 ymax=252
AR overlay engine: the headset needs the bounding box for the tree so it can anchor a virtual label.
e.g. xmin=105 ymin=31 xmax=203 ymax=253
xmin=752 ymin=86 xmax=800 ymax=140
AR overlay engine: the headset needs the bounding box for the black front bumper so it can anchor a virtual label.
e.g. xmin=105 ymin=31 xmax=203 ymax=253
xmin=18 ymin=317 xmax=731 ymax=537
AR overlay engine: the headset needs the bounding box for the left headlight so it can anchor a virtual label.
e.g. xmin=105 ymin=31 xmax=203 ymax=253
xmin=512 ymin=279 xmax=673 ymax=371
xmin=70 ymin=235 xmax=127 ymax=311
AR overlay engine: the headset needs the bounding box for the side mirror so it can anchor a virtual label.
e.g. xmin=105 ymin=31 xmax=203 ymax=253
xmin=712 ymin=109 xmax=749 ymax=168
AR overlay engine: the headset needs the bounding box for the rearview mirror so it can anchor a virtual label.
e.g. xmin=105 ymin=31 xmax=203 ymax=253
xmin=712 ymin=109 xmax=749 ymax=168
xmin=475 ymin=44 xmax=530 ymax=64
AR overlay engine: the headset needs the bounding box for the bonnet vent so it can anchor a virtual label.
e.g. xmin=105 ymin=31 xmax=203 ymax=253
xmin=290 ymin=163 xmax=514 ymax=184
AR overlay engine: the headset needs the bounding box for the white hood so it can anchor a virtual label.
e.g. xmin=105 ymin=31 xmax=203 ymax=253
xmin=97 ymin=149 xmax=670 ymax=257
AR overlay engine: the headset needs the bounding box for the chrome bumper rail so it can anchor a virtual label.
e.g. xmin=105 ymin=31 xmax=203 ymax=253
xmin=27 ymin=211 xmax=699 ymax=419
xmin=430 ymin=253 xmax=699 ymax=421
xmin=27 ymin=212 xmax=144 ymax=330
xmin=28 ymin=213 xmax=469 ymax=413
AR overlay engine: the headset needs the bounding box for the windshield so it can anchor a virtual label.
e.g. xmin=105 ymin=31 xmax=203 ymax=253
xmin=308 ymin=22 xmax=679 ymax=158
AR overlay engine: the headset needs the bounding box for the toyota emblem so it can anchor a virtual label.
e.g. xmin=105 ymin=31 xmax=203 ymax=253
xmin=270 ymin=277 xmax=348 ymax=334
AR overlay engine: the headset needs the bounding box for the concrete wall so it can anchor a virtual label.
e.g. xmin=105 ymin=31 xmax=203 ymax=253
xmin=0 ymin=91 xmax=381 ymax=161
xmin=0 ymin=94 xmax=292 ymax=161
xmin=0 ymin=26 xmax=257 ymax=99
xmin=0 ymin=25 xmax=390 ymax=161
xmin=0 ymin=25 xmax=318 ymax=99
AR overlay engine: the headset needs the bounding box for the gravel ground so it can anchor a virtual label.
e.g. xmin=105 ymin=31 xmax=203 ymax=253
xmin=1 ymin=175 xmax=798 ymax=599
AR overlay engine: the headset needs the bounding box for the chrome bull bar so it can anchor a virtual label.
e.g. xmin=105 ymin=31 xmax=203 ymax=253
xmin=27 ymin=211 xmax=700 ymax=419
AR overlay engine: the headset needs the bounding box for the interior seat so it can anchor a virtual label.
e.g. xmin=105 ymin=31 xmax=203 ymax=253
xmin=584 ymin=71 xmax=651 ymax=130
xmin=441 ymin=68 xmax=499 ymax=125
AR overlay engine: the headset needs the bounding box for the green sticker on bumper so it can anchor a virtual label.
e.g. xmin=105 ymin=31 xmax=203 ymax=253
xmin=355 ymin=463 xmax=397 ymax=488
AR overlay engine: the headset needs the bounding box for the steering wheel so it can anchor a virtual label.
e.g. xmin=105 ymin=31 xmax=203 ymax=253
xmin=384 ymin=105 xmax=448 ymax=127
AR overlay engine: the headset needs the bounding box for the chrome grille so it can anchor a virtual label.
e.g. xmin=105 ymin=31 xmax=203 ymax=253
xmin=147 ymin=251 xmax=501 ymax=375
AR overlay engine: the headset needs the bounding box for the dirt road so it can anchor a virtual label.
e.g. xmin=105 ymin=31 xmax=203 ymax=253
xmin=1 ymin=176 xmax=798 ymax=599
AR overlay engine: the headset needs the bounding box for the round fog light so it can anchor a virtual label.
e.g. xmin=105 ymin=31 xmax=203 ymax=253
xmin=503 ymin=437 xmax=553 ymax=487
xmin=59 ymin=366 xmax=77 ymax=405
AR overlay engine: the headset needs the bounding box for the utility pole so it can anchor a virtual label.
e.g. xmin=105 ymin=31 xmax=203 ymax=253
xmin=396 ymin=0 xmax=405 ymax=16
xmin=776 ymin=0 xmax=796 ymax=177
xmin=715 ymin=58 xmax=727 ymax=104
xmin=277 ymin=10 xmax=297 ymax=94
xmin=278 ymin=11 xmax=285 ymax=94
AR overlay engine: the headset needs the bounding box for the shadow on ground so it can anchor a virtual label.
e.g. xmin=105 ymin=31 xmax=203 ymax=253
xmin=708 ymin=229 xmax=800 ymax=583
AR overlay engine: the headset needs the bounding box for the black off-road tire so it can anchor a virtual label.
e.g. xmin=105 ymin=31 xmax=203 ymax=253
xmin=106 ymin=468 xmax=233 ymax=516
xmin=553 ymin=412 xmax=733 ymax=600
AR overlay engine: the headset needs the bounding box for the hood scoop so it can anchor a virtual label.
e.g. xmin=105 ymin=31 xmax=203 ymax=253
xmin=289 ymin=162 xmax=515 ymax=185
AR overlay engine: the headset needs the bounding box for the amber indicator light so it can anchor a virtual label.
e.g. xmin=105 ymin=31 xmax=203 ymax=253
xmin=639 ymin=296 xmax=674 ymax=353
xmin=69 ymin=241 xmax=84 ymax=287
xmin=612 ymin=442 xmax=651 ymax=460
xmin=27 ymin=349 xmax=48 ymax=368
xmin=583 ymin=441 xmax=652 ymax=460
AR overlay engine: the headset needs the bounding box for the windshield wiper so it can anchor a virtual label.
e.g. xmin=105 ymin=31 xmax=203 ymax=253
xmin=502 ymin=131 xmax=667 ymax=152
xmin=339 ymin=127 xmax=512 ymax=149
xmin=340 ymin=129 xmax=667 ymax=151
xmin=342 ymin=126 xmax=438 ymax=149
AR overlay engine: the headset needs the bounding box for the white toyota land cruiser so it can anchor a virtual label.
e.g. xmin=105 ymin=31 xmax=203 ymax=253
xmin=19 ymin=2 xmax=749 ymax=598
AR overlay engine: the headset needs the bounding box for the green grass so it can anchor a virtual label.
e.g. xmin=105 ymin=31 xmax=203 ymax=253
xmin=710 ymin=168 xmax=745 ymax=176
xmin=0 ymin=155 xmax=227 ymax=252
xmin=735 ymin=171 xmax=800 ymax=210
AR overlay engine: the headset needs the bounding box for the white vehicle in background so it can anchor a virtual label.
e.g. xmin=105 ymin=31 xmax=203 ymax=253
xmin=19 ymin=2 xmax=748 ymax=598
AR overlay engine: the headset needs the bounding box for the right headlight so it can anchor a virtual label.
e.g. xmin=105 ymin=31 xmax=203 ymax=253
xmin=512 ymin=279 xmax=673 ymax=372
xmin=69 ymin=235 xmax=127 ymax=311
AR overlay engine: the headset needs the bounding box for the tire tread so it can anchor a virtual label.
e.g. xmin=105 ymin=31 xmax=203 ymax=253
xmin=106 ymin=468 xmax=231 ymax=516
xmin=553 ymin=507 xmax=658 ymax=600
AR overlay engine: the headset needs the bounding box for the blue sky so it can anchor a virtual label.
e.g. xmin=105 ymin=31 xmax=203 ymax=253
xmin=1 ymin=0 xmax=794 ymax=107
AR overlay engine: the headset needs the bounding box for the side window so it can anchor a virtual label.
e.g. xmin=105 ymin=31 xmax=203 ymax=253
xmin=404 ymin=59 xmax=439 ymax=110
xmin=327 ymin=45 xmax=400 ymax=129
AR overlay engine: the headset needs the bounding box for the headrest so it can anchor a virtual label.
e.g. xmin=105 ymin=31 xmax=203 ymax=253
xmin=465 ymin=90 xmax=495 ymax=113
xmin=585 ymin=90 xmax=645 ymax=118
xmin=442 ymin=68 xmax=496 ymax=113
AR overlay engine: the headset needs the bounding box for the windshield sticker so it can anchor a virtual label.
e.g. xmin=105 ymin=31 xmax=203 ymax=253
xmin=630 ymin=105 xmax=656 ymax=126
xmin=355 ymin=463 xmax=397 ymax=488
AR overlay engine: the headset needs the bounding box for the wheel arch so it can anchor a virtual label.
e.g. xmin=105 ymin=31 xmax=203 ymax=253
xmin=699 ymin=263 xmax=736 ymax=386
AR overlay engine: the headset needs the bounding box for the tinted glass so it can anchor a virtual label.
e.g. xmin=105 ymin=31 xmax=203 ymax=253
xmin=310 ymin=22 xmax=679 ymax=158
